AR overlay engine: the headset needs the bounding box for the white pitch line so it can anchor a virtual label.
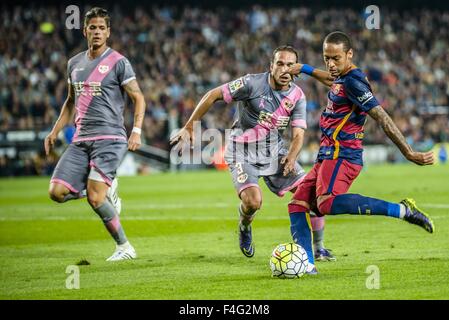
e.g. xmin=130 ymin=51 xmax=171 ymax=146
xmin=421 ymin=203 xmax=449 ymax=209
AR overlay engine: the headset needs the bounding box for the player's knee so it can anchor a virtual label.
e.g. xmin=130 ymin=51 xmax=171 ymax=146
xmin=317 ymin=195 xmax=335 ymax=215
xmin=87 ymin=191 xmax=106 ymax=209
xmin=243 ymin=197 xmax=262 ymax=212
xmin=48 ymin=184 xmax=66 ymax=203
xmin=288 ymin=199 xmax=309 ymax=214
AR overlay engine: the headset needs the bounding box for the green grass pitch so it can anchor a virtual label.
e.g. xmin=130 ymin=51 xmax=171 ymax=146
xmin=0 ymin=164 xmax=448 ymax=299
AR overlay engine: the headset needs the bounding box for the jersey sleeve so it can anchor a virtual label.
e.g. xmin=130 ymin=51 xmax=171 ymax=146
xmin=221 ymin=74 xmax=253 ymax=103
xmin=344 ymin=76 xmax=379 ymax=112
xmin=290 ymin=94 xmax=307 ymax=129
xmin=116 ymin=58 xmax=136 ymax=86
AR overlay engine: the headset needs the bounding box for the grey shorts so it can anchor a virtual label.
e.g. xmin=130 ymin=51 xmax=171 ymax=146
xmin=225 ymin=143 xmax=306 ymax=197
xmin=50 ymin=139 xmax=128 ymax=193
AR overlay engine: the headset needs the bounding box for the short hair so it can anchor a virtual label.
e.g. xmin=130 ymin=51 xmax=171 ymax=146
xmin=271 ymin=45 xmax=299 ymax=63
xmin=84 ymin=7 xmax=110 ymax=28
xmin=324 ymin=31 xmax=352 ymax=52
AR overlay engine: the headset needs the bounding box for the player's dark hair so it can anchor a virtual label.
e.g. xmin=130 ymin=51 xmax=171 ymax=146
xmin=324 ymin=31 xmax=352 ymax=52
xmin=271 ymin=45 xmax=299 ymax=63
xmin=84 ymin=7 xmax=110 ymax=28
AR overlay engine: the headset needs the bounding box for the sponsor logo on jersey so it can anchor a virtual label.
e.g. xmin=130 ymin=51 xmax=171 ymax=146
xmin=229 ymin=78 xmax=244 ymax=93
xmin=237 ymin=173 xmax=248 ymax=183
xmin=282 ymin=98 xmax=294 ymax=112
xmin=357 ymin=91 xmax=373 ymax=104
xmin=98 ymin=65 xmax=110 ymax=74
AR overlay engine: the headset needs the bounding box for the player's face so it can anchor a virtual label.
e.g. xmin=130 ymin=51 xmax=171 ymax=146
xmin=270 ymin=51 xmax=297 ymax=89
xmin=83 ymin=17 xmax=110 ymax=49
xmin=323 ymin=43 xmax=353 ymax=77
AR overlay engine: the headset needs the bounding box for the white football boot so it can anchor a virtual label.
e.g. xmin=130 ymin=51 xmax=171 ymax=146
xmin=106 ymin=242 xmax=137 ymax=261
xmin=107 ymin=178 xmax=122 ymax=215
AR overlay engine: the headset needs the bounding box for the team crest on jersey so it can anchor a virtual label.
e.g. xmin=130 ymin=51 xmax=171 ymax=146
xmin=282 ymin=98 xmax=294 ymax=111
xmin=237 ymin=173 xmax=248 ymax=184
xmin=229 ymin=78 xmax=244 ymax=93
xmin=98 ymin=65 xmax=109 ymax=74
xmin=332 ymin=84 xmax=341 ymax=95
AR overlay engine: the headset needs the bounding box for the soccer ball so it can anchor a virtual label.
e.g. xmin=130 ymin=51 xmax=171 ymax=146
xmin=270 ymin=242 xmax=308 ymax=278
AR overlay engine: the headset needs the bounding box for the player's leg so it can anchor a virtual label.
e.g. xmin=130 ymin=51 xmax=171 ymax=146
xmin=49 ymin=144 xmax=89 ymax=203
xmin=227 ymin=161 xmax=261 ymax=257
xmin=266 ymin=156 xmax=336 ymax=262
xmin=106 ymin=177 xmax=121 ymax=215
xmin=288 ymin=163 xmax=320 ymax=274
xmin=238 ymin=186 xmax=262 ymax=257
xmin=309 ymin=213 xmax=335 ymax=261
xmin=89 ymin=139 xmax=136 ymax=260
xmin=316 ymin=159 xmax=434 ymax=233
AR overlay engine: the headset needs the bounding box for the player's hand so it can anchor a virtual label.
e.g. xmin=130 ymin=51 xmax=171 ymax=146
xmin=281 ymin=156 xmax=297 ymax=176
xmin=128 ymin=132 xmax=141 ymax=151
xmin=286 ymin=63 xmax=303 ymax=76
xmin=406 ymin=151 xmax=435 ymax=166
xmin=169 ymin=124 xmax=194 ymax=154
xmin=44 ymin=132 xmax=58 ymax=156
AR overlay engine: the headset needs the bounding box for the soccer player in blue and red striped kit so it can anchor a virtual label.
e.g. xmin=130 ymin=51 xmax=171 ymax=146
xmin=286 ymin=31 xmax=435 ymax=274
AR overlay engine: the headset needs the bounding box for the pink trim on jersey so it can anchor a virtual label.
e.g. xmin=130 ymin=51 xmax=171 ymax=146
xmin=72 ymin=135 xmax=127 ymax=143
xmin=50 ymin=178 xmax=79 ymax=193
xmin=291 ymin=119 xmax=307 ymax=128
xmin=89 ymin=161 xmax=113 ymax=186
xmin=221 ymin=84 xmax=233 ymax=104
xmin=278 ymin=174 xmax=305 ymax=197
xmin=238 ymin=183 xmax=260 ymax=196
xmin=72 ymin=51 xmax=125 ymax=141
xmin=234 ymin=85 xmax=305 ymax=144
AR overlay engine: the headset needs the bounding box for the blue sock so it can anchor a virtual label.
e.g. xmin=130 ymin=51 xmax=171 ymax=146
xmin=289 ymin=212 xmax=315 ymax=264
xmin=330 ymin=194 xmax=400 ymax=218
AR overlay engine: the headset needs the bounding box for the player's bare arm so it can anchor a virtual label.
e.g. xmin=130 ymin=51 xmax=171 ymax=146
xmin=287 ymin=63 xmax=334 ymax=87
xmin=44 ymin=83 xmax=75 ymax=156
xmin=123 ymin=79 xmax=146 ymax=151
xmin=281 ymin=127 xmax=305 ymax=176
xmin=368 ymin=105 xmax=434 ymax=166
xmin=169 ymin=86 xmax=223 ymax=149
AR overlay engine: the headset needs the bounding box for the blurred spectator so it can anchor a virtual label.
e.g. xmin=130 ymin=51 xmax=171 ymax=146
xmin=0 ymin=4 xmax=448 ymax=173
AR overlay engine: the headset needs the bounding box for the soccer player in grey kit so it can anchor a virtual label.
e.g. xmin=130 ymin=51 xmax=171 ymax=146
xmin=44 ymin=8 xmax=146 ymax=261
xmin=171 ymin=46 xmax=333 ymax=266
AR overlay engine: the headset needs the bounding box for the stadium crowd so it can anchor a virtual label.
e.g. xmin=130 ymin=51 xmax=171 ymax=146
xmin=1 ymin=4 xmax=448 ymax=175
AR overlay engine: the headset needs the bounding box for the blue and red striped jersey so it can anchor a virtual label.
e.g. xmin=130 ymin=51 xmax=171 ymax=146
xmin=317 ymin=67 xmax=379 ymax=165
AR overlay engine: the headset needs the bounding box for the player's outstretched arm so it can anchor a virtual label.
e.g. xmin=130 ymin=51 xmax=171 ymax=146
xmin=281 ymin=127 xmax=305 ymax=176
xmin=44 ymin=83 xmax=75 ymax=156
xmin=169 ymin=86 xmax=223 ymax=149
xmin=368 ymin=105 xmax=434 ymax=166
xmin=287 ymin=63 xmax=334 ymax=87
xmin=123 ymin=79 xmax=146 ymax=151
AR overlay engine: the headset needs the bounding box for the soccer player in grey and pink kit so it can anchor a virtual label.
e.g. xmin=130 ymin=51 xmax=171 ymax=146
xmin=171 ymin=46 xmax=334 ymax=265
xmin=44 ymin=7 xmax=146 ymax=261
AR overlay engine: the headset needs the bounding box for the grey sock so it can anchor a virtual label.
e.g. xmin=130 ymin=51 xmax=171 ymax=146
xmin=94 ymin=201 xmax=127 ymax=245
xmin=313 ymin=228 xmax=324 ymax=252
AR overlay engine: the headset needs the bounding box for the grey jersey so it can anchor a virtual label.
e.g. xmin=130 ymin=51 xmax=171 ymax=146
xmin=222 ymin=72 xmax=307 ymax=164
xmin=67 ymin=47 xmax=136 ymax=142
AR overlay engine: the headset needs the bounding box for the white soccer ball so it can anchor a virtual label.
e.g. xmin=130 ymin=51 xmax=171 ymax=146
xmin=270 ymin=242 xmax=308 ymax=278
